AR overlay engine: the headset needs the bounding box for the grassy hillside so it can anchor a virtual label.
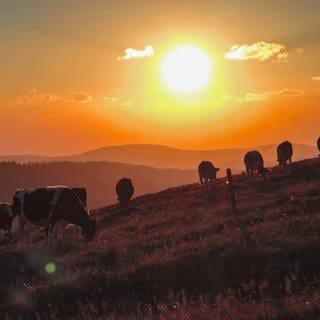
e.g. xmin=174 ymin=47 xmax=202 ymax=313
xmin=1 ymin=158 xmax=320 ymax=319
xmin=0 ymin=161 xmax=195 ymax=209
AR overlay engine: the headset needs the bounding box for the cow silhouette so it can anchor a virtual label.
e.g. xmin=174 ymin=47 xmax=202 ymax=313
xmin=244 ymin=150 xmax=266 ymax=179
xmin=116 ymin=178 xmax=134 ymax=208
xmin=198 ymin=161 xmax=220 ymax=185
xmin=277 ymin=141 xmax=293 ymax=168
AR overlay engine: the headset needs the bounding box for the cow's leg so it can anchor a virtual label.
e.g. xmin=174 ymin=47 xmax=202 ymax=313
xmin=261 ymin=167 xmax=267 ymax=180
xmin=16 ymin=216 xmax=27 ymax=247
xmin=209 ymin=178 xmax=214 ymax=192
xmin=47 ymin=223 xmax=57 ymax=246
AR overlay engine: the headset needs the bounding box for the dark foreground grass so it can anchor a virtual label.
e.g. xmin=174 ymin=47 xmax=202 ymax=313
xmin=1 ymin=158 xmax=320 ymax=319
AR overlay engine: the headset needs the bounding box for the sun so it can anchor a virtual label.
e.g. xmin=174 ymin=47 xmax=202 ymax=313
xmin=160 ymin=45 xmax=212 ymax=93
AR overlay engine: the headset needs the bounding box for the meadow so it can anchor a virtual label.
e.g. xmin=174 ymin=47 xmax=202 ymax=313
xmin=1 ymin=157 xmax=320 ymax=319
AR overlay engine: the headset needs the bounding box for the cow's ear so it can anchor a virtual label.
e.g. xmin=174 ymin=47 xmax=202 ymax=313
xmin=216 ymin=168 xmax=220 ymax=171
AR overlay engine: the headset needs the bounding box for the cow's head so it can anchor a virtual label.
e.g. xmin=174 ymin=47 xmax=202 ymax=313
xmin=212 ymin=167 xmax=220 ymax=179
xmin=82 ymin=218 xmax=97 ymax=241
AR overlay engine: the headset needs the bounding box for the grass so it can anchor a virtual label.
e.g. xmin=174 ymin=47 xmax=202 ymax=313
xmin=0 ymin=157 xmax=320 ymax=319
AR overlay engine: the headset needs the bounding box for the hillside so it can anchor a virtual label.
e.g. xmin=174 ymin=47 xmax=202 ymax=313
xmin=1 ymin=158 xmax=320 ymax=319
xmin=0 ymin=161 xmax=195 ymax=209
xmin=0 ymin=143 xmax=318 ymax=172
xmin=66 ymin=143 xmax=317 ymax=170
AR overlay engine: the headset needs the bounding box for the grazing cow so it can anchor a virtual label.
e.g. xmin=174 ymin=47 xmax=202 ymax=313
xmin=116 ymin=178 xmax=134 ymax=208
xmin=0 ymin=203 xmax=14 ymax=239
xmin=317 ymin=137 xmax=320 ymax=153
xmin=277 ymin=141 xmax=293 ymax=167
xmin=198 ymin=161 xmax=220 ymax=185
xmin=244 ymin=150 xmax=266 ymax=179
xmin=71 ymin=187 xmax=87 ymax=211
xmin=45 ymin=186 xmax=87 ymax=238
xmin=12 ymin=187 xmax=96 ymax=244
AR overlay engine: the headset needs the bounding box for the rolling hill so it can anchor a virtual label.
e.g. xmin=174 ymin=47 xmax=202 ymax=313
xmin=0 ymin=143 xmax=318 ymax=172
xmin=1 ymin=157 xmax=320 ymax=319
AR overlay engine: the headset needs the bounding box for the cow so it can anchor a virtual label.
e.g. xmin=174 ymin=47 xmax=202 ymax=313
xmin=12 ymin=187 xmax=96 ymax=245
xmin=116 ymin=178 xmax=134 ymax=208
xmin=198 ymin=161 xmax=220 ymax=185
xmin=244 ymin=150 xmax=266 ymax=179
xmin=277 ymin=141 xmax=293 ymax=168
xmin=0 ymin=203 xmax=14 ymax=239
xmin=45 ymin=187 xmax=87 ymax=238
xmin=71 ymin=187 xmax=87 ymax=211
xmin=317 ymin=137 xmax=320 ymax=153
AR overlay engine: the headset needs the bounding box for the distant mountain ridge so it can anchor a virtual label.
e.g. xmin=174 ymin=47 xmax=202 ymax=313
xmin=0 ymin=143 xmax=317 ymax=172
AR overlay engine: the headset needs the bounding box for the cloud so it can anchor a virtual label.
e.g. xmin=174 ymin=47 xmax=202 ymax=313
xmin=295 ymin=48 xmax=305 ymax=54
xmin=104 ymin=96 xmax=133 ymax=106
xmin=224 ymin=88 xmax=305 ymax=103
xmin=312 ymin=76 xmax=320 ymax=81
xmin=117 ymin=45 xmax=154 ymax=61
xmin=0 ymin=90 xmax=93 ymax=106
xmin=71 ymin=92 xmax=92 ymax=103
xmin=224 ymin=41 xmax=290 ymax=62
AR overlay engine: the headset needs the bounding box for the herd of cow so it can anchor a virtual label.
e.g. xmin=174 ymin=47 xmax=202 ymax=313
xmin=0 ymin=139 xmax=319 ymax=245
xmin=198 ymin=140 xmax=295 ymax=184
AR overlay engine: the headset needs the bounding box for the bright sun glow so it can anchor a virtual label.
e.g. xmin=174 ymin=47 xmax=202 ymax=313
xmin=160 ymin=45 xmax=212 ymax=93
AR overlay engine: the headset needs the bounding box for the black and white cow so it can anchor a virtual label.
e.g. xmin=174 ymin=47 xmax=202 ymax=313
xmin=12 ymin=186 xmax=96 ymax=244
xmin=0 ymin=203 xmax=14 ymax=239
xmin=198 ymin=161 xmax=220 ymax=185
xmin=244 ymin=150 xmax=266 ymax=179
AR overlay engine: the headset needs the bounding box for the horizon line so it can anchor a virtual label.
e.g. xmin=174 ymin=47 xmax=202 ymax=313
xmin=0 ymin=141 xmax=316 ymax=158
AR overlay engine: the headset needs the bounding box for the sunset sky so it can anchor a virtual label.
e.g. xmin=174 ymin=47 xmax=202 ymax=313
xmin=1 ymin=0 xmax=319 ymax=155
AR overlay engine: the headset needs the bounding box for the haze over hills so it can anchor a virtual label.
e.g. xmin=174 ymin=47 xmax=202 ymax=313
xmin=0 ymin=155 xmax=51 ymax=162
xmin=0 ymin=161 xmax=195 ymax=209
xmin=0 ymin=143 xmax=318 ymax=172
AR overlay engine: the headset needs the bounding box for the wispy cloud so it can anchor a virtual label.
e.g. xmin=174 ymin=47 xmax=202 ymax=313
xmin=117 ymin=45 xmax=154 ymax=61
xmin=71 ymin=92 xmax=92 ymax=103
xmin=312 ymin=76 xmax=320 ymax=81
xmin=224 ymin=88 xmax=305 ymax=103
xmin=104 ymin=96 xmax=133 ymax=107
xmin=225 ymin=41 xmax=289 ymax=62
xmin=0 ymin=90 xmax=93 ymax=106
xmin=295 ymin=48 xmax=305 ymax=54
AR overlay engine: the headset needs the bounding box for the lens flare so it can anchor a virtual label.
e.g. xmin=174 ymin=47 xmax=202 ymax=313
xmin=45 ymin=262 xmax=56 ymax=274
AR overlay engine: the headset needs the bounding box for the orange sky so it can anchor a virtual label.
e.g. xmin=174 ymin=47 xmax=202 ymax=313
xmin=0 ymin=1 xmax=319 ymax=155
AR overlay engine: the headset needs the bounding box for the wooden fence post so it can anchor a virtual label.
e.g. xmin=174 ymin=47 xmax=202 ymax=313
xmin=226 ymin=168 xmax=237 ymax=213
